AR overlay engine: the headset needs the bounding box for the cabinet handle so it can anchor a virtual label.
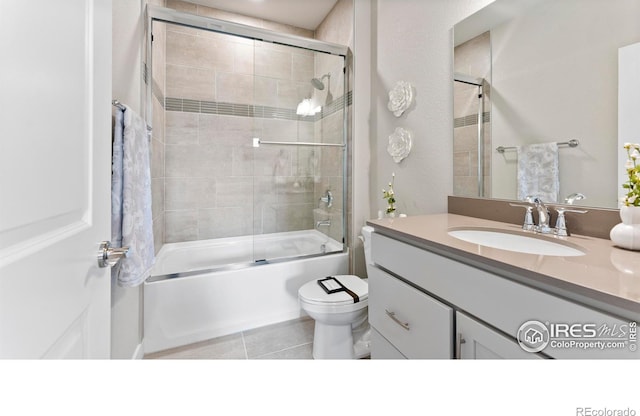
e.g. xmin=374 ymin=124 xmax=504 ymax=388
xmin=456 ymin=333 xmax=466 ymax=359
xmin=385 ymin=309 xmax=410 ymax=331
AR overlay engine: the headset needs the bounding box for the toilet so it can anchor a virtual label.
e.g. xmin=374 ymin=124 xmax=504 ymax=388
xmin=298 ymin=226 xmax=374 ymax=359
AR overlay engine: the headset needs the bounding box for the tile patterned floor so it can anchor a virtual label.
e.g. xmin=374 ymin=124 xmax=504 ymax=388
xmin=144 ymin=317 xmax=315 ymax=359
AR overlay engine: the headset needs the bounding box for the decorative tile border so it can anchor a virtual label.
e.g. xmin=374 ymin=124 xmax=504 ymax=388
xmin=454 ymin=111 xmax=491 ymax=128
xmin=163 ymin=90 xmax=352 ymax=122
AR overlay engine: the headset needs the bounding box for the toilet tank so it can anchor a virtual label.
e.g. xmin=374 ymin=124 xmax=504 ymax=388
xmin=360 ymin=226 xmax=375 ymax=266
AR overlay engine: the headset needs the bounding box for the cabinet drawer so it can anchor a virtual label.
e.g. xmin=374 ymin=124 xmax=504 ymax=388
xmin=369 ymin=266 xmax=453 ymax=358
xmin=370 ymin=327 xmax=406 ymax=359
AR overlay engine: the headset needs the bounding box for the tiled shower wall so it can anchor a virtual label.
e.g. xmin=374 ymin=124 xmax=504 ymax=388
xmin=453 ymin=32 xmax=491 ymax=199
xmin=151 ymin=0 xmax=348 ymax=246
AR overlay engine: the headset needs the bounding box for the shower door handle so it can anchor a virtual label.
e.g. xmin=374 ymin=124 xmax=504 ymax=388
xmin=97 ymin=241 xmax=129 ymax=268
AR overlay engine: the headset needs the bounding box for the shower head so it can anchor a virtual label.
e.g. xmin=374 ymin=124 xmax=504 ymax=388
xmin=311 ymin=78 xmax=325 ymax=90
xmin=311 ymin=73 xmax=330 ymax=90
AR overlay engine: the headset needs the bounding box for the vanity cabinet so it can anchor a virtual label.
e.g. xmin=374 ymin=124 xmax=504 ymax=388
xmin=369 ymin=232 xmax=636 ymax=359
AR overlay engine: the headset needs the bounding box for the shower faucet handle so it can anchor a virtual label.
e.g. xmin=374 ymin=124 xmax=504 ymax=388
xmin=319 ymin=190 xmax=333 ymax=208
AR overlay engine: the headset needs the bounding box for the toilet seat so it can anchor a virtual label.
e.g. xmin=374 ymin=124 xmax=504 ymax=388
xmin=299 ymin=275 xmax=368 ymax=306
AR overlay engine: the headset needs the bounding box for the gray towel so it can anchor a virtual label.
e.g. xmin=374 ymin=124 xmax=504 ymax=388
xmin=516 ymin=143 xmax=559 ymax=203
xmin=111 ymin=105 xmax=155 ymax=287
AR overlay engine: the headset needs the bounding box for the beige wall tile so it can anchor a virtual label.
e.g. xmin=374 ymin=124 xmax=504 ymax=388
xmin=234 ymin=43 xmax=254 ymax=75
xmin=292 ymin=53 xmax=314 ymax=83
xmin=152 ymin=213 xmax=164 ymax=256
xmin=165 ymin=144 xmax=199 ymax=177
xmin=165 ymin=177 xmax=200 ymax=210
xmin=254 ymin=77 xmax=279 ymax=107
xmin=254 ymin=47 xmax=291 ymax=80
xmin=198 ymin=207 xmax=253 ymax=239
xmin=166 ymin=111 xmax=199 ymax=145
xmin=150 ymin=137 xmax=165 ymax=178
xmin=166 ymin=64 xmax=215 ymax=101
xmin=165 ymin=209 xmax=198 ymax=242
xmin=216 ymin=72 xmax=254 ymax=104
xmin=151 ymin=178 xmax=165 ymax=220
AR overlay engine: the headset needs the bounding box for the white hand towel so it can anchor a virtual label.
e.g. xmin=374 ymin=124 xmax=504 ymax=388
xmin=111 ymin=105 xmax=155 ymax=287
xmin=516 ymin=142 xmax=559 ymax=203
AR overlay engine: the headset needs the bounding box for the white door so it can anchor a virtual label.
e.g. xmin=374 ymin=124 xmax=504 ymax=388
xmin=0 ymin=0 xmax=112 ymax=358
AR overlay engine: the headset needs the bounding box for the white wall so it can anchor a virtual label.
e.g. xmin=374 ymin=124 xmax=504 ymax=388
xmin=370 ymin=0 xmax=494 ymax=217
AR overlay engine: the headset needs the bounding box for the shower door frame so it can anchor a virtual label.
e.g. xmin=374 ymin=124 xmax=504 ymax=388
xmin=454 ymin=72 xmax=486 ymax=198
xmin=144 ymin=4 xmax=350 ymax=264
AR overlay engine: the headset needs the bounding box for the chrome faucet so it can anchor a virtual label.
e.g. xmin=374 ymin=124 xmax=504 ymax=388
xmin=564 ymin=193 xmax=586 ymax=205
xmin=532 ymin=197 xmax=552 ymax=234
xmin=319 ymin=190 xmax=333 ymax=208
xmin=511 ymin=196 xmax=588 ymax=237
xmin=316 ymin=220 xmax=331 ymax=228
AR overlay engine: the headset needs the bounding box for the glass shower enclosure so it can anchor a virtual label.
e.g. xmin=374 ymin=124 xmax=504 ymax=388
xmin=145 ymin=5 xmax=348 ymax=278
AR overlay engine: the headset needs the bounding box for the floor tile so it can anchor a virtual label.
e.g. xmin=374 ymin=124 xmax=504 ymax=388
xmin=144 ymin=317 xmax=315 ymax=360
xmin=255 ymin=342 xmax=313 ymax=359
xmin=145 ymin=333 xmax=246 ymax=359
xmin=243 ymin=317 xmax=314 ymax=359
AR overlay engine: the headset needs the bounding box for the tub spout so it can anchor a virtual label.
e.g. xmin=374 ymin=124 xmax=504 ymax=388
xmin=316 ymin=220 xmax=331 ymax=228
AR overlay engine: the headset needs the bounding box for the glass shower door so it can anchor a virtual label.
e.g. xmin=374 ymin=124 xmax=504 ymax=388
xmin=148 ymin=7 xmax=348 ymax=274
xmin=251 ymin=40 xmax=346 ymax=263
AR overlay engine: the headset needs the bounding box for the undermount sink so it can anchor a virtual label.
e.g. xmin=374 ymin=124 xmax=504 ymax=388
xmin=447 ymin=227 xmax=586 ymax=257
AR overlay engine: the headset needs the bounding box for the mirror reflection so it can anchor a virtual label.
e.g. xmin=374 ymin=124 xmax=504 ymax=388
xmin=453 ymin=0 xmax=640 ymax=208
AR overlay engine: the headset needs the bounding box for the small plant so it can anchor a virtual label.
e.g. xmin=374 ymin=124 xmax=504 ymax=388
xmin=382 ymin=173 xmax=397 ymax=215
xmin=622 ymin=143 xmax=640 ymax=207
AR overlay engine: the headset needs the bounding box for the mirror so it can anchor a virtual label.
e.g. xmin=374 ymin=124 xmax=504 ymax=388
xmin=452 ymin=0 xmax=640 ymax=208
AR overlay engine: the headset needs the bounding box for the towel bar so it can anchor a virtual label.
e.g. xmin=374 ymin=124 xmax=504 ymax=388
xmin=496 ymin=139 xmax=579 ymax=153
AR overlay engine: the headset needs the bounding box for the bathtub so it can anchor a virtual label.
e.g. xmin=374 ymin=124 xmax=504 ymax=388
xmin=143 ymin=230 xmax=348 ymax=354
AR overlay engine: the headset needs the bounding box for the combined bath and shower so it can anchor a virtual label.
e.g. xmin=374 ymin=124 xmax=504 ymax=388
xmin=311 ymin=73 xmax=330 ymax=90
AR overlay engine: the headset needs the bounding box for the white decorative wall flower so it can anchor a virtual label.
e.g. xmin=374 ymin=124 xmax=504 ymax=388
xmin=387 ymin=127 xmax=412 ymax=163
xmin=387 ymin=81 xmax=413 ymax=117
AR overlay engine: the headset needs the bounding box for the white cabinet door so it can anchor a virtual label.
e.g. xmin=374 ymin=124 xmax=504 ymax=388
xmin=457 ymin=312 xmax=545 ymax=359
xmin=369 ymin=266 xmax=453 ymax=358
xmin=0 ymin=0 xmax=112 ymax=358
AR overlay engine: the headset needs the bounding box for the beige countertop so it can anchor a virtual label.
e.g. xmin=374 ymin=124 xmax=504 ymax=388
xmin=367 ymin=213 xmax=640 ymax=321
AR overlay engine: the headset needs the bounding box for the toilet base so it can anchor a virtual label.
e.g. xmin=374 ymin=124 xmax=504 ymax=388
xmin=312 ymin=321 xmax=371 ymax=359
xmin=312 ymin=321 xmax=355 ymax=359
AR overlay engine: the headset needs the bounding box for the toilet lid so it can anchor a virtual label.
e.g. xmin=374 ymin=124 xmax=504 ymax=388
xmin=299 ymin=275 xmax=368 ymax=305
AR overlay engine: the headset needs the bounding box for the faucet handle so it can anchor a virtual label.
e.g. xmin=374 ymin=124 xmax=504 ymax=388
xmin=509 ymin=203 xmax=535 ymax=231
xmin=319 ymin=190 xmax=333 ymax=208
xmin=553 ymin=207 xmax=588 ymax=237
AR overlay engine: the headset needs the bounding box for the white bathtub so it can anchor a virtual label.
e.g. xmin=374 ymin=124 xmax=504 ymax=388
xmin=143 ymin=230 xmax=348 ymax=354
